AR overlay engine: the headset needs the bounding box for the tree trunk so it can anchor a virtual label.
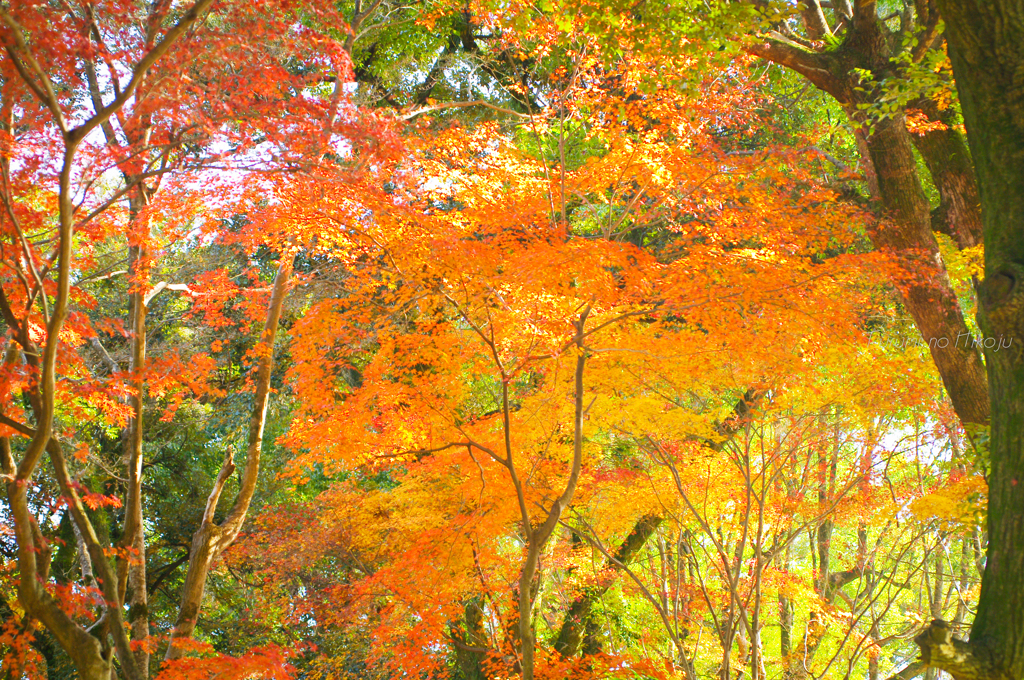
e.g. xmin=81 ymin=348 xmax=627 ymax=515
xmin=863 ymin=115 xmax=990 ymax=427
xmin=118 ymin=206 xmax=150 ymax=678
xmin=511 ymin=306 xmax=591 ymax=680
xmin=554 ymin=514 xmax=663 ymax=656
xmin=779 ymin=590 xmax=794 ymax=657
xmin=910 ymin=100 xmax=983 ymax=250
xmin=746 ymin=12 xmax=991 ymax=429
xmin=910 ymin=2 xmax=1024 ymax=679
xmin=453 ymin=599 xmax=488 ymax=680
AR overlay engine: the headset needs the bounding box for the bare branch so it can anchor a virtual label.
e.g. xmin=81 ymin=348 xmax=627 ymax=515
xmin=202 ymin=450 xmax=237 ymax=526
xmin=86 ymin=337 xmax=120 ymax=375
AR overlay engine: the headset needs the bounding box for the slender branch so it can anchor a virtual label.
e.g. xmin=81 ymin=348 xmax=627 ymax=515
xmin=400 ymin=100 xmax=536 ymax=121
xmin=202 ymin=450 xmax=236 ymax=526
xmin=47 ymin=438 xmax=141 ymax=679
xmin=166 ymin=251 xmax=294 ymax=660
xmin=68 ymin=0 xmax=217 ymax=146
xmin=0 ymin=9 xmax=69 ymax=131
xmin=345 ymin=0 xmax=386 ymax=54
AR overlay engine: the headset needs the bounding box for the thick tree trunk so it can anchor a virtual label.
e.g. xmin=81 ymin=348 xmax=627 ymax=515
xmin=864 ymin=116 xmax=990 ymax=427
xmin=746 ymin=11 xmax=991 ymax=429
xmin=910 ymin=100 xmax=983 ymax=250
xmin=912 ymin=3 xmax=1024 ymax=679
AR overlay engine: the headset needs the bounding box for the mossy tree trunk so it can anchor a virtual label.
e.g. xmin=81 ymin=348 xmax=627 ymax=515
xmin=911 ymin=3 xmax=1024 ymax=680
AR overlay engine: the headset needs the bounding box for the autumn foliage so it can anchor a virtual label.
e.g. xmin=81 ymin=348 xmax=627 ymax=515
xmin=0 ymin=1 xmax=991 ymax=680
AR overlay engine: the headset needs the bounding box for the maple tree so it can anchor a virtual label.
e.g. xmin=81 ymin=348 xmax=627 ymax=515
xmin=0 ymin=1 xmax=391 ymax=678
xmin=236 ymin=14 xmax=979 ymax=679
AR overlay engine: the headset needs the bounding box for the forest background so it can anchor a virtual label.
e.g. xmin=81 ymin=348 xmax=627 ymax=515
xmin=0 ymin=1 xmax=1020 ymax=680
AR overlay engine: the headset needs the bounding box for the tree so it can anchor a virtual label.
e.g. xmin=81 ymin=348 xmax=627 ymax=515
xmin=0 ymin=2 xmax=997 ymax=678
xmin=0 ymin=2 xmax=371 ymax=677
xmin=0 ymin=5 xmax=218 ymax=677
xmin=904 ymin=3 xmax=1024 ymax=679
xmin=236 ymin=27 xmax=967 ymax=679
xmin=738 ymin=0 xmax=990 ymax=429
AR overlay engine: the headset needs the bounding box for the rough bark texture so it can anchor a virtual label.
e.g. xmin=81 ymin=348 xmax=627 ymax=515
xmin=913 ymin=620 xmax=1006 ymax=680
xmin=864 ymin=117 xmax=990 ymax=427
xmin=745 ymin=2 xmax=990 ymax=428
xmin=910 ymin=99 xmax=983 ymax=250
xmin=918 ymin=3 xmax=1024 ymax=679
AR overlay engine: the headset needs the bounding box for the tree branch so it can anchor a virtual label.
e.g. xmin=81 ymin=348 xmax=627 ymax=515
xmin=0 ymin=9 xmax=69 ymax=131
xmin=885 ymin=660 xmax=926 ymax=680
xmin=800 ymin=0 xmax=832 ymax=40
xmin=745 ymin=33 xmax=845 ymax=99
xmin=68 ymin=0 xmax=217 ymax=146
xmin=912 ymin=620 xmax=1002 ymax=680
xmin=400 ymin=100 xmax=536 ymax=121
xmin=166 ymin=252 xmax=294 ymax=660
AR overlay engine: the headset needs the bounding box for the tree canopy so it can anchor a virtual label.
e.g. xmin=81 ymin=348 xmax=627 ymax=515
xmin=0 ymin=1 xmax=1021 ymax=680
